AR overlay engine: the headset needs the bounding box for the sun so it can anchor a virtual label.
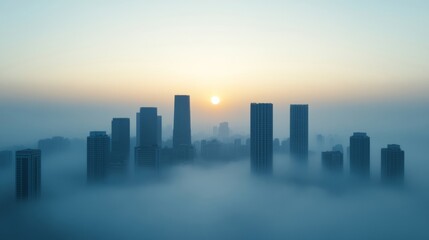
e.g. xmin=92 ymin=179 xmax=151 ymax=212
xmin=211 ymin=96 xmax=220 ymax=105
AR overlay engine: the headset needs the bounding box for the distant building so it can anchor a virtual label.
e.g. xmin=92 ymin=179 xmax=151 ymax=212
xmin=250 ymin=103 xmax=273 ymax=174
xmin=381 ymin=144 xmax=404 ymax=183
xmin=16 ymin=149 xmax=41 ymax=200
xmin=37 ymin=136 xmax=70 ymax=155
xmin=87 ymin=131 xmax=110 ymax=182
xmin=218 ymin=122 xmax=230 ymax=140
xmin=111 ymin=118 xmax=130 ymax=173
xmin=273 ymin=138 xmax=280 ymax=153
xmin=350 ymin=132 xmax=370 ymax=177
xmin=213 ymin=126 xmax=218 ymax=138
xmin=290 ymin=104 xmax=309 ymax=160
xmin=135 ymin=107 xmax=159 ymax=169
xmin=280 ymin=138 xmax=290 ymax=154
xmin=157 ymin=116 xmax=162 ymax=148
xmin=332 ymin=144 xmax=344 ymax=153
xmin=200 ymin=139 xmax=222 ymax=159
xmin=322 ymin=151 xmax=343 ymax=172
xmin=173 ymin=95 xmax=193 ymax=161
xmin=0 ymin=150 xmax=13 ymax=167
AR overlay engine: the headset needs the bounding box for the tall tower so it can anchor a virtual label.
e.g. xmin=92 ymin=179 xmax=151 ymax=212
xmin=157 ymin=115 xmax=162 ymax=148
xmin=218 ymin=122 xmax=230 ymax=141
xmin=381 ymin=144 xmax=404 ymax=183
xmin=111 ymin=118 xmax=130 ymax=173
xmin=250 ymin=103 xmax=273 ymax=175
xmin=290 ymin=104 xmax=309 ymax=160
xmin=87 ymin=131 xmax=110 ymax=182
xmin=173 ymin=95 xmax=193 ymax=160
xmin=349 ymin=132 xmax=370 ymax=177
xmin=135 ymin=107 xmax=159 ymax=169
xmin=16 ymin=149 xmax=41 ymax=200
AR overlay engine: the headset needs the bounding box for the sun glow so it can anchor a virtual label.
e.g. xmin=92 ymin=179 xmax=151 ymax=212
xmin=211 ymin=96 xmax=220 ymax=105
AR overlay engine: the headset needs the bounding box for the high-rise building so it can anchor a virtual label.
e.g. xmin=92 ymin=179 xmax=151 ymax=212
xmin=290 ymin=104 xmax=309 ymax=160
xmin=16 ymin=149 xmax=41 ymax=200
xmin=381 ymin=144 xmax=404 ymax=183
xmin=136 ymin=112 xmax=141 ymax=147
xmin=157 ymin=115 xmax=162 ymax=148
xmin=250 ymin=103 xmax=273 ymax=174
xmin=350 ymin=132 xmax=370 ymax=177
xmin=135 ymin=107 xmax=159 ymax=169
xmin=87 ymin=131 xmax=110 ymax=182
xmin=322 ymin=151 xmax=343 ymax=172
xmin=218 ymin=122 xmax=230 ymax=140
xmin=111 ymin=118 xmax=130 ymax=172
xmin=173 ymin=95 xmax=193 ymax=160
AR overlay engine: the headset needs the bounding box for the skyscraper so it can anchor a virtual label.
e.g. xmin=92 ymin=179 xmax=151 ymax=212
xmin=250 ymin=103 xmax=273 ymax=175
xmin=173 ymin=95 xmax=193 ymax=160
xmin=350 ymin=132 xmax=370 ymax=177
xmin=135 ymin=107 xmax=159 ymax=169
xmin=16 ymin=149 xmax=41 ymax=200
xmin=157 ymin=115 xmax=162 ymax=148
xmin=87 ymin=131 xmax=110 ymax=182
xmin=290 ymin=104 xmax=309 ymax=160
xmin=322 ymin=151 xmax=343 ymax=172
xmin=218 ymin=122 xmax=230 ymax=141
xmin=111 ymin=118 xmax=130 ymax=173
xmin=381 ymin=144 xmax=404 ymax=183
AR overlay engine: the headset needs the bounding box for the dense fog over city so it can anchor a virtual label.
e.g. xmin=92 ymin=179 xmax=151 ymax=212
xmin=1 ymin=127 xmax=428 ymax=239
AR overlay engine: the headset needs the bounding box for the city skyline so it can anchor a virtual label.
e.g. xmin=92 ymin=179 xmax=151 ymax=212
xmin=0 ymin=1 xmax=428 ymax=239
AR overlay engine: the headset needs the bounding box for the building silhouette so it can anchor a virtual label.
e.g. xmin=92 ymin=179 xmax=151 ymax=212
xmin=111 ymin=118 xmax=130 ymax=173
xmin=135 ymin=107 xmax=159 ymax=169
xmin=381 ymin=144 xmax=404 ymax=183
xmin=290 ymin=104 xmax=309 ymax=160
xmin=350 ymin=132 xmax=370 ymax=177
xmin=173 ymin=95 xmax=193 ymax=160
xmin=218 ymin=122 xmax=230 ymax=140
xmin=250 ymin=103 xmax=273 ymax=174
xmin=16 ymin=149 xmax=41 ymax=200
xmin=322 ymin=151 xmax=343 ymax=172
xmin=87 ymin=131 xmax=110 ymax=182
xmin=157 ymin=115 xmax=162 ymax=148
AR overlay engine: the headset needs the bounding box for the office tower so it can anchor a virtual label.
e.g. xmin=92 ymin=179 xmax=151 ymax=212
xmin=157 ymin=115 xmax=162 ymax=148
xmin=38 ymin=136 xmax=70 ymax=155
xmin=0 ymin=150 xmax=13 ymax=167
xmin=281 ymin=138 xmax=290 ymax=154
xmin=173 ymin=95 xmax=193 ymax=160
xmin=213 ymin=126 xmax=218 ymax=138
xmin=250 ymin=103 xmax=273 ymax=174
xmin=218 ymin=122 xmax=230 ymax=140
xmin=136 ymin=112 xmax=141 ymax=146
xmin=135 ymin=107 xmax=159 ymax=169
xmin=87 ymin=131 xmax=110 ymax=182
xmin=111 ymin=118 xmax=130 ymax=172
xmin=16 ymin=149 xmax=41 ymax=200
xmin=332 ymin=144 xmax=344 ymax=153
xmin=381 ymin=144 xmax=404 ymax=183
xmin=273 ymin=138 xmax=280 ymax=153
xmin=322 ymin=151 xmax=343 ymax=172
xmin=290 ymin=104 xmax=309 ymax=160
xmin=349 ymin=132 xmax=370 ymax=177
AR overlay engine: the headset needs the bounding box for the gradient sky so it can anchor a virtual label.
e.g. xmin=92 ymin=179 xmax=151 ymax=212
xmin=0 ymin=0 xmax=428 ymax=145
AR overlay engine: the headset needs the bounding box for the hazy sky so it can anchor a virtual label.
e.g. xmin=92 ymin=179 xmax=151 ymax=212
xmin=0 ymin=0 xmax=428 ymax=145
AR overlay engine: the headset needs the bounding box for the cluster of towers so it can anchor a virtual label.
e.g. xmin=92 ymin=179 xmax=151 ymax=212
xmin=250 ymin=103 xmax=405 ymax=183
xmin=12 ymin=97 xmax=406 ymax=201
xmin=86 ymin=95 xmax=193 ymax=182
